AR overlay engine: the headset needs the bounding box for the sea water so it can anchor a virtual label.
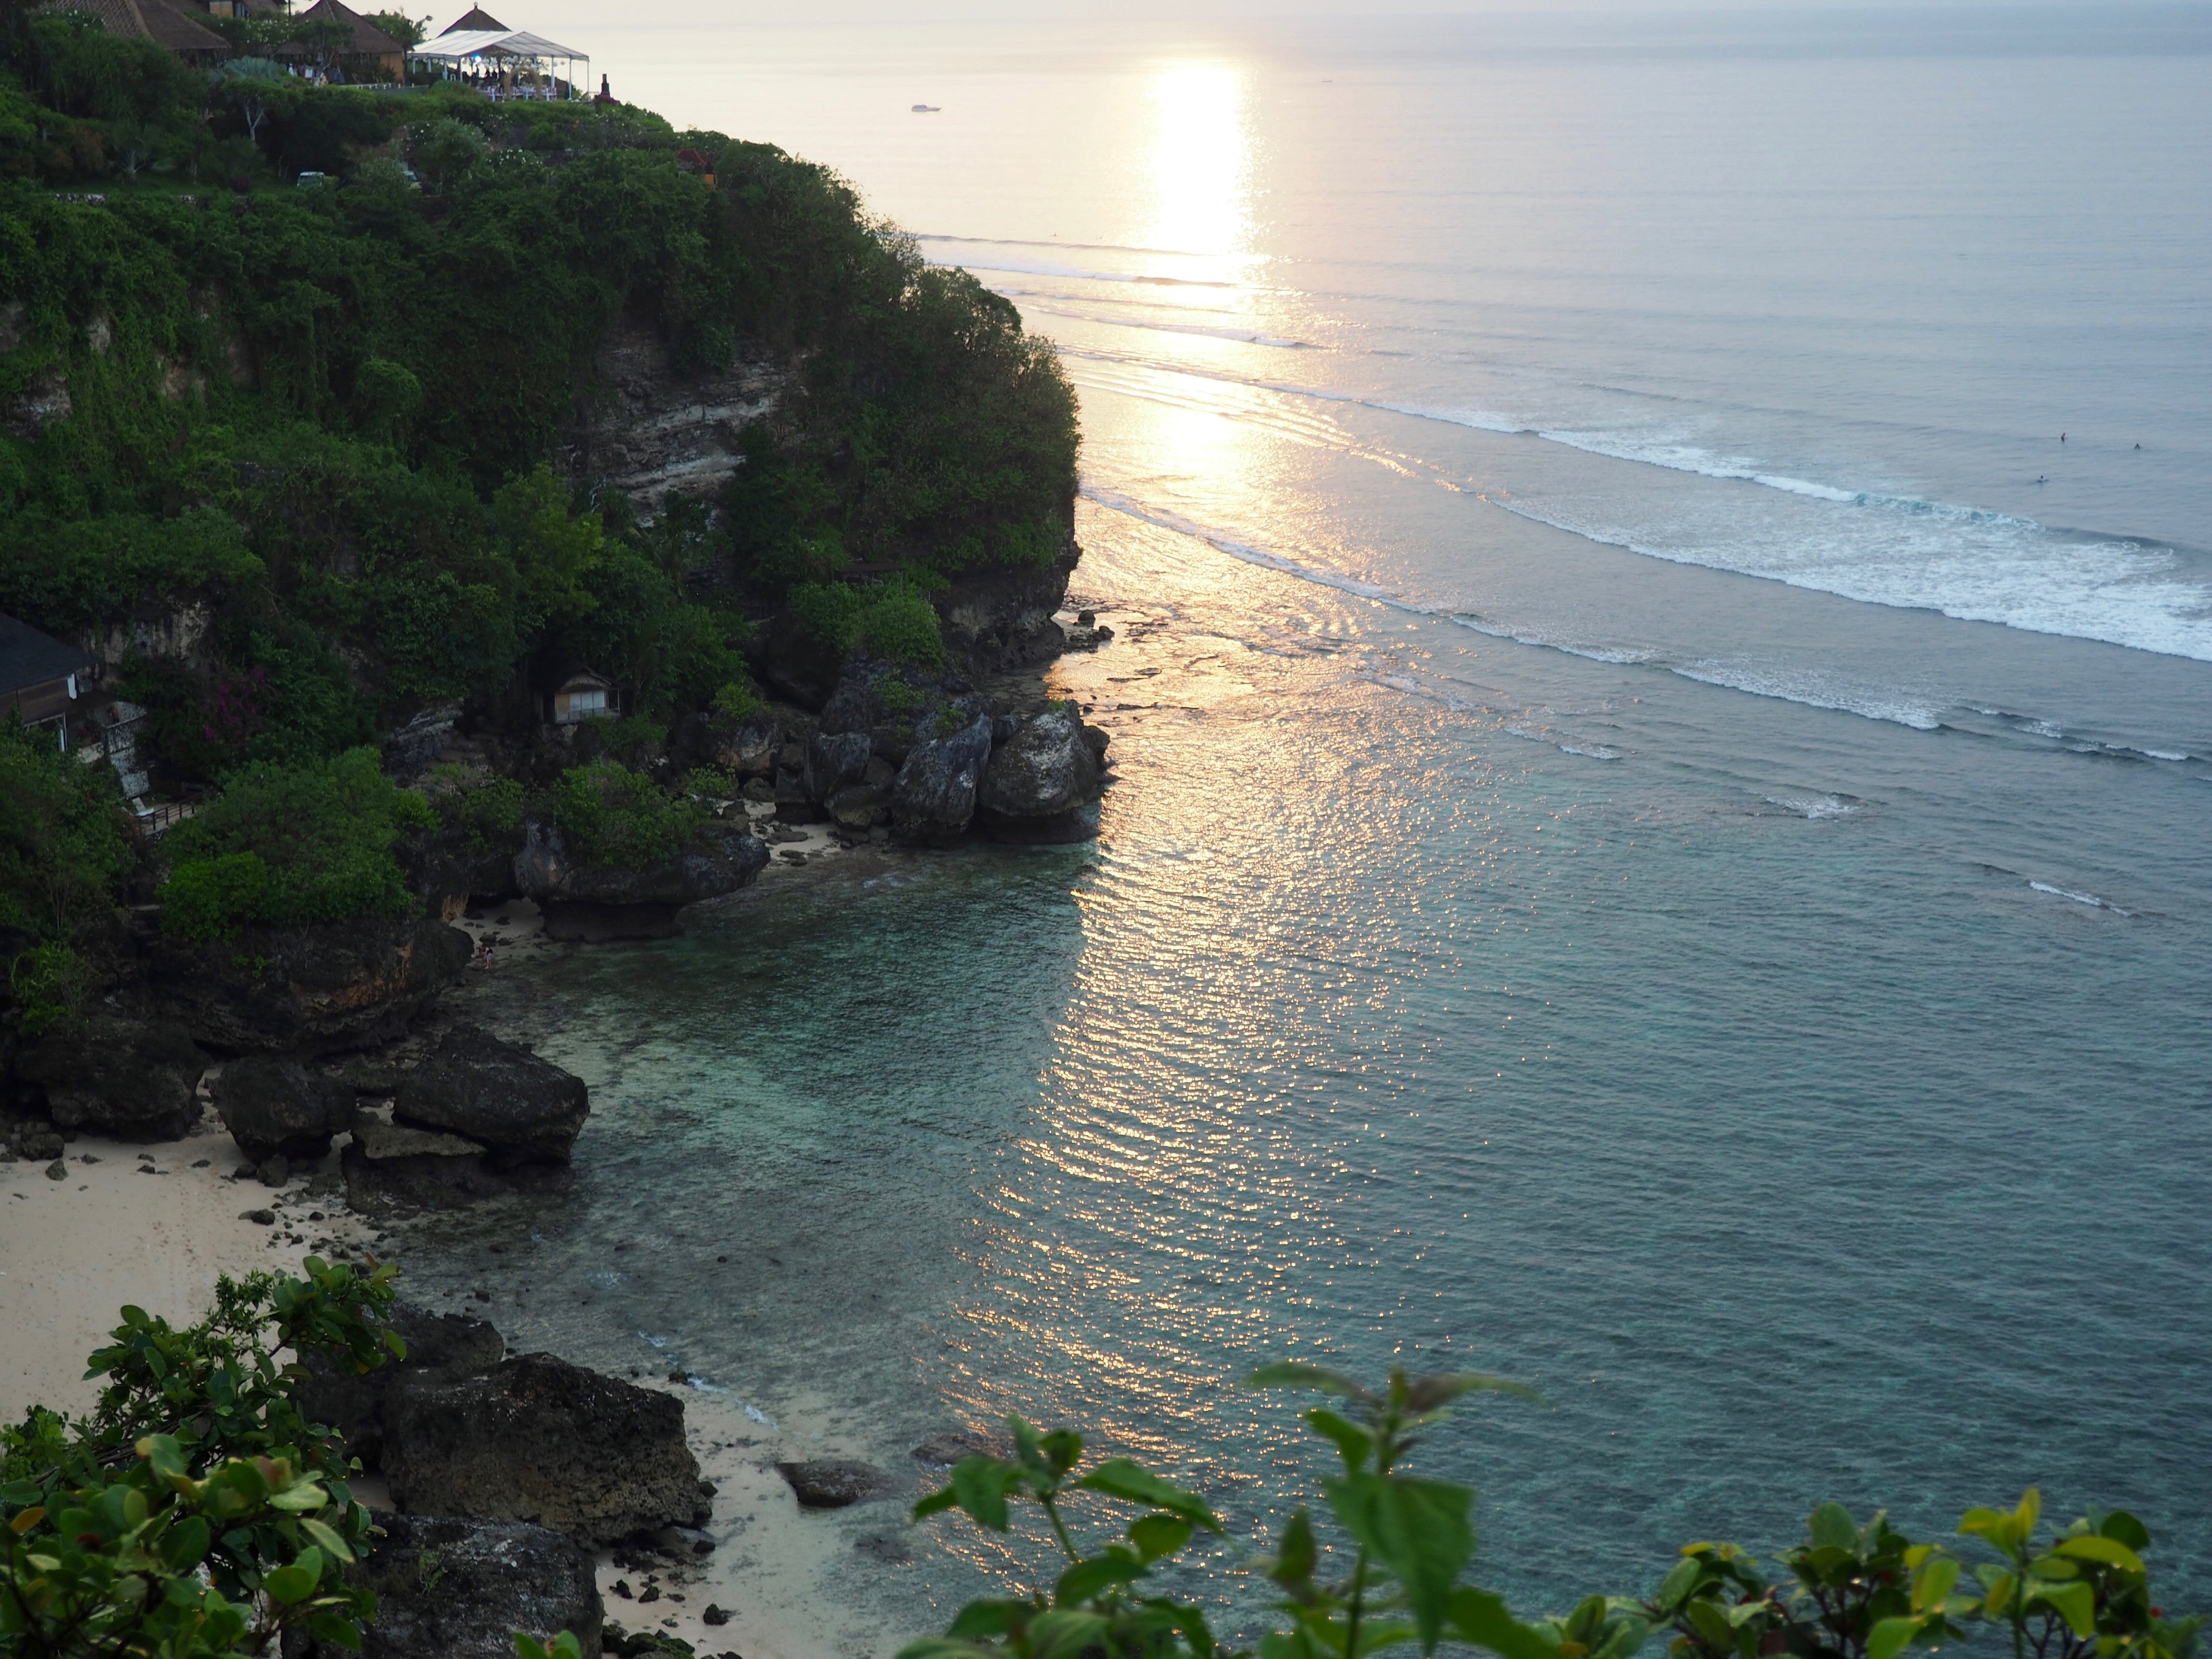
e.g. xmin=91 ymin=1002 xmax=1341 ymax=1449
xmin=401 ymin=9 xmax=2212 ymax=1645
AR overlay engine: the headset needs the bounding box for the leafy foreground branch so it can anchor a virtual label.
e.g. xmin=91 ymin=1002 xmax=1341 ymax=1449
xmin=0 ymin=1258 xmax=400 ymax=1659
xmin=900 ymin=1364 xmax=2202 ymax=1659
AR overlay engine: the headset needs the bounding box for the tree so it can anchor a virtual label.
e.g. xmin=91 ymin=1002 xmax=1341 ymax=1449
xmin=366 ymin=9 xmax=425 ymax=48
xmin=219 ymin=58 xmax=298 ymax=152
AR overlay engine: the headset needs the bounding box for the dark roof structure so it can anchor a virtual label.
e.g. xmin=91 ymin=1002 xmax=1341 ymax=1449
xmin=0 ymin=613 xmax=96 ymax=697
xmin=276 ymin=0 xmax=406 ymax=57
xmin=45 ymin=0 xmax=227 ymax=57
xmin=440 ymin=5 xmax=505 ymax=32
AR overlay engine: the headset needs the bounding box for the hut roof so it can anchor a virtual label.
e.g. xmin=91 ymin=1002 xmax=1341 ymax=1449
xmin=0 ymin=612 xmax=96 ymax=698
xmin=439 ymin=5 xmax=505 ymax=32
xmin=276 ymin=0 xmax=406 ymax=56
xmin=44 ymin=0 xmax=226 ymax=56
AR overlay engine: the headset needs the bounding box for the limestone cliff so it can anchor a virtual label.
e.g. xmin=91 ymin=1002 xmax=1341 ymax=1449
xmin=559 ymin=315 xmax=787 ymax=521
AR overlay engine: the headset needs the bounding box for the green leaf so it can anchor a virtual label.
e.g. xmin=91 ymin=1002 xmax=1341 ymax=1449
xmin=1154 ymin=1595 xmax=1220 ymax=1659
xmin=1810 ymin=1503 xmax=1858 ymax=1553
xmin=1655 ymin=1557 xmax=1702 ymax=1612
xmin=516 ymin=1637 xmax=551 ymax=1659
xmin=1075 ymin=1459 xmax=1222 ymax=1532
xmin=946 ymin=1598 xmax=1026 ymax=1638
xmin=1447 ymin=1587 xmax=1566 ymax=1659
xmin=2098 ymin=1512 xmax=2150 ymax=1553
xmin=1270 ymin=1507 xmax=1319 ymax=1590
xmin=950 ymin=1456 xmax=1017 ymax=1532
xmin=161 ymin=1516 xmax=212 ymax=1571
xmin=1324 ymin=1473 xmax=1475 ymax=1653
xmin=1041 ymin=1429 xmax=1083 ymax=1475
xmin=1305 ymin=1409 xmax=1374 ymax=1473
xmin=268 ymin=1481 xmax=330 ymax=1513
xmin=1866 ymin=1616 xmax=1924 ymax=1659
xmin=1247 ymin=1362 xmax=1373 ymax=1400
xmin=1130 ymin=1514 xmax=1194 ymax=1562
xmin=912 ymin=1485 xmax=961 ymax=1521
xmin=1056 ymin=1550 xmax=1144 ymax=1605
xmin=302 ymin=1516 xmax=355 ymax=1563
xmin=1026 ymin=1609 xmax=1112 ymax=1659
xmin=1400 ymin=1373 xmax=1541 ymax=1412
xmin=2055 ymin=1536 xmax=2146 ymax=1575
xmin=265 ymin=1551 xmax=323 ymax=1604
xmin=1912 ymin=1557 xmax=1960 ymax=1614
xmin=2034 ymin=1580 xmax=2096 ymax=1637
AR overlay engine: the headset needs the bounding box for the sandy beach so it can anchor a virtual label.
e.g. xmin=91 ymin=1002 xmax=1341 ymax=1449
xmin=0 ymin=1117 xmax=378 ymax=1423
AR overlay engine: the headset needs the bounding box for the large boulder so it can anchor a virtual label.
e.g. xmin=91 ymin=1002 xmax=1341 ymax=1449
xmin=209 ymin=1053 xmax=355 ymax=1163
xmin=394 ymin=1025 xmax=588 ymax=1163
xmin=978 ymin=704 xmax=1103 ymax=821
xmin=801 ymin=729 xmax=872 ymax=804
xmin=818 ymin=657 xmax=987 ymax=766
xmin=146 ymin=916 xmax=473 ymax=1055
xmin=382 ymin=1353 xmax=712 ymax=1546
xmin=297 ymin=1305 xmax=504 ymax=1470
xmin=776 ymin=1459 xmax=892 ymax=1509
xmin=15 ymin=1016 xmax=207 ymax=1141
xmin=512 ymin=817 xmax=767 ymax=910
xmin=890 ymin=714 xmax=996 ymax=845
xmin=333 ymin=1513 xmax=603 ymax=1659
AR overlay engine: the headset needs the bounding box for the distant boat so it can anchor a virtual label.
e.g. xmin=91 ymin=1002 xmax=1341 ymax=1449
xmin=911 ymin=104 xmax=940 ymax=112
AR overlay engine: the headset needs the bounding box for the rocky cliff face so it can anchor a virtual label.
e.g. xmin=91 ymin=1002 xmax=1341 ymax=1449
xmin=559 ymin=315 xmax=786 ymax=521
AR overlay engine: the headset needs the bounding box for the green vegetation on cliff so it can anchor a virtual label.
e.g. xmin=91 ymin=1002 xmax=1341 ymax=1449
xmin=0 ymin=33 xmax=1078 ymax=787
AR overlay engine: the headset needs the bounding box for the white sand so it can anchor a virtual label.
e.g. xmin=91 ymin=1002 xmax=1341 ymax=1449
xmin=585 ymin=1382 xmax=920 ymax=1659
xmin=0 ymin=1118 xmax=377 ymax=1423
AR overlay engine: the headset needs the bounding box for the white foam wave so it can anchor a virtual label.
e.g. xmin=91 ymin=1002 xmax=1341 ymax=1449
xmin=1053 ymin=341 xmax=2212 ymax=659
xmin=1078 ymin=485 xmax=1388 ymax=600
xmin=1007 ymin=300 xmax=1314 ymax=348
xmin=1671 ymin=663 xmax=1943 ymax=731
xmin=1765 ymin=793 xmax=1858 ymax=819
xmin=1556 ymin=741 xmax=1621 ymax=760
xmin=2029 ymin=880 xmax=2132 ymax=915
xmin=929 ymin=255 xmax=1237 ymax=288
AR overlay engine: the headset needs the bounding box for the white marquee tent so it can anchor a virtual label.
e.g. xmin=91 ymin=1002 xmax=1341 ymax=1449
xmin=408 ymin=29 xmax=590 ymax=99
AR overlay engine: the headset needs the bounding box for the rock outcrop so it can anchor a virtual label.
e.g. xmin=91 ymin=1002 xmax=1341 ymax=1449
xmin=561 ymin=314 xmax=784 ymax=521
xmin=775 ymin=1459 xmax=892 ymax=1509
xmin=512 ymin=817 xmax=766 ymax=939
xmin=209 ymin=1053 xmax=355 ymax=1164
xmin=890 ymin=714 xmax=996 ymax=845
xmin=977 ymin=704 xmax=1102 ymax=821
xmin=382 ymin=1353 xmax=712 ymax=1546
xmin=146 ymin=917 xmax=473 ymax=1054
xmin=394 ymin=1026 xmax=589 ymax=1163
xmin=298 ymin=1305 xmax=505 ymax=1471
xmin=935 ymin=534 xmax=1082 ymax=672
xmin=801 ymin=729 xmax=872 ymax=804
xmin=15 ymin=1016 xmax=207 ymax=1141
xmin=333 ymin=1513 xmax=603 ymax=1659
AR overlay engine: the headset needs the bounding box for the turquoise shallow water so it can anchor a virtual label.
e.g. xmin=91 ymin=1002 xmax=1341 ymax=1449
xmin=404 ymin=504 xmax=2212 ymax=1641
xmin=400 ymin=9 xmax=2212 ymax=1646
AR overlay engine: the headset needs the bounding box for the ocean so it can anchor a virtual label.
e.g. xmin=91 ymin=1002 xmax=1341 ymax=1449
xmin=401 ymin=8 xmax=2212 ymax=1649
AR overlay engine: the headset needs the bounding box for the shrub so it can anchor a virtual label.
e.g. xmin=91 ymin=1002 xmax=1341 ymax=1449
xmin=0 ymin=717 xmax=133 ymax=947
xmin=0 ymin=1259 xmax=400 ymax=1659
xmin=427 ymin=767 xmax=526 ymax=854
xmin=788 ymin=580 xmax=946 ymax=667
xmin=159 ymin=748 xmax=432 ymax=941
xmin=903 ymin=1368 xmax=2205 ymax=1659
xmin=542 ymin=759 xmax=704 ymax=869
xmin=711 ymin=677 xmax=768 ymax=724
xmin=855 ymin=584 xmax=946 ymax=667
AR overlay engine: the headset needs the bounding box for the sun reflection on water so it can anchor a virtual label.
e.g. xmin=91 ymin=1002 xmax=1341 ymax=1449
xmin=1144 ymin=62 xmax=1253 ymax=283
